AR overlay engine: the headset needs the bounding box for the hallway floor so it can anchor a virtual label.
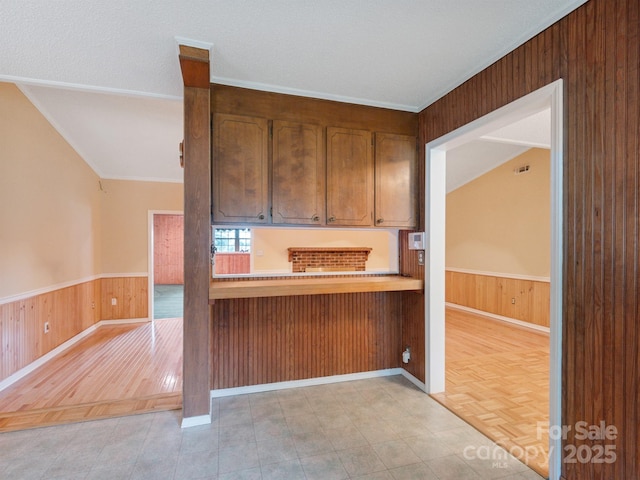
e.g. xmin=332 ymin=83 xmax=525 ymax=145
xmin=154 ymin=284 xmax=184 ymax=319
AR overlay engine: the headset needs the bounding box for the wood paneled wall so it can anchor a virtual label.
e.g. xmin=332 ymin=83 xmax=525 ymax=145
xmin=214 ymin=253 xmax=250 ymax=275
xmin=411 ymin=1 xmax=640 ymax=477
xmin=399 ymin=233 xmax=425 ymax=383
xmin=211 ymin=85 xmax=417 ymax=135
xmin=153 ymin=214 xmax=184 ymax=285
xmin=100 ymin=277 xmax=148 ymax=320
xmin=0 ymin=280 xmax=99 ymax=382
xmin=445 ymin=270 xmax=550 ymax=328
xmin=0 ymin=276 xmax=149 ymax=383
xmin=211 ymin=292 xmax=402 ymax=389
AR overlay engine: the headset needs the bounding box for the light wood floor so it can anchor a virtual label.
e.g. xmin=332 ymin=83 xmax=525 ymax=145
xmin=0 ymin=318 xmax=183 ymax=432
xmin=432 ymin=307 xmax=549 ymax=477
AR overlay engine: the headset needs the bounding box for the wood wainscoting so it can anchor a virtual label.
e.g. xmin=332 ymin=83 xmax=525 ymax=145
xmin=0 ymin=280 xmax=100 ymax=383
xmin=100 ymin=276 xmax=148 ymax=321
xmin=1 ymin=276 xmax=148 ymax=384
xmin=211 ymin=291 xmax=402 ymax=389
xmin=445 ymin=269 xmax=550 ymax=328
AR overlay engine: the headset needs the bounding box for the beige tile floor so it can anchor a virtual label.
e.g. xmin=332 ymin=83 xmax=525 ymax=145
xmin=0 ymin=375 xmax=544 ymax=479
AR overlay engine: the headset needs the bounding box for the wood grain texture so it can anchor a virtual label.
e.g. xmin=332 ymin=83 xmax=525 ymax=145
xmin=212 ymin=113 xmax=269 ymax=223
xmin=374 ymin=133 xmax=417 ymax=228
xmin=211 ymin=292 xmax=402 ymax=389
xmin=272 ymin=120 xmax=325 ymax=225
xmin=209 ymin=276 xmax=423 ymax=300
xmin=445 ymin=270 xmax=550 ymax=328
xmin=100 ymin=276 xmax=148 ymax=320
xmin=432 ymin=308 xmax=549 ymax=476
xmin=180 ymin=49 xmax=211 ymax=419
xmin=399 ymin=232 xmax=426 ymax=384
xmin=214 ymin=253 xmax=250 ymax=275
xmin=0 ymin=318 xmax=182 ymax=432
xmin=411 ymin=1 xmax=640 ymax=477
xmin=153 ymin=214 xmax=184 ymax=284
xmin=0 ymin=280 xmax=100 ymax=382
xmin=211 ymin=84 xmax=417 ymax=136
xmin=326 ymin=127 xmax=374 ymax=226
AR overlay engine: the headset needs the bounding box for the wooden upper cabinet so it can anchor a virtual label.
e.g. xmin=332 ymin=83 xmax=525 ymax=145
xmin=326 ymin=127 xmax=374 ymax=226
xmin=374 ymin=133 xmax=417 ymax=228
xmin=212 ymin=113 xmax=269 ymax=223
xmin=272 ymin=121 xmax=325 ymax=225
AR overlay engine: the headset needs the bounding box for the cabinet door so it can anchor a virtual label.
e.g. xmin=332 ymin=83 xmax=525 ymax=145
xmin=272 ymin=121 xmax=324 ymax=225
xmin=374 ymin=133 xmax=417 ymax=228
xmin=326 ymin=127 xmax=373 ymax=226
xmin=212 ymin=113 xmax=269 ymax=223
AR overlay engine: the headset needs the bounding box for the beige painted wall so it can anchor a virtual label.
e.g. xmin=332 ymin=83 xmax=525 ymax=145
xmin=250 ymin=227 xmax=398 ymax=274
xmin=0 ymin=83 xmax=102 ymax=299
xmin=446 ymin=148 xmax=550 ymax=277
xmin=100 ymin=179 xmax=183 ymax=274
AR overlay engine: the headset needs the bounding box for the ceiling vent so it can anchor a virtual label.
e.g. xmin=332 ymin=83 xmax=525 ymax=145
xmin=514 ymin=165 xmax=531 ymax=175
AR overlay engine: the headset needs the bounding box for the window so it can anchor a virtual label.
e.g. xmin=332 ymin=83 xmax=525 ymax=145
xmin=214 ymin=228 xmax=251 ymax=253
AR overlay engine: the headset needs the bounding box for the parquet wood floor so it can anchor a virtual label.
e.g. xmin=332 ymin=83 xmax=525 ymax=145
xmin=0 ymin=318 xmax=183 ymax=432
xmin=431 ymin=308 xmax=550 ymax=477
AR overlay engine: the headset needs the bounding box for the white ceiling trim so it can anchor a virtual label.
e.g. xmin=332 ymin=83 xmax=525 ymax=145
xmin=2 ymin=74 xmax=182 ymax=101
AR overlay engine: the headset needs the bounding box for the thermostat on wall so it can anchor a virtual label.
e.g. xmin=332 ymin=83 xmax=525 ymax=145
xmin=408 ymin=232 xmax=426 ymax=250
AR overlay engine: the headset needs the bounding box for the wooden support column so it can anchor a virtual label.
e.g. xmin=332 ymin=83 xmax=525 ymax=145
xmin=178 ymin=45 xmax=211 ymax=425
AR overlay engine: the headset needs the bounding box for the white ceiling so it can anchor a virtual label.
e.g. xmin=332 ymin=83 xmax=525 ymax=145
xmin=0 ymin=0 xmax=582 ymax=183
xmin=445 ymin=108 xmax=551 ymax=193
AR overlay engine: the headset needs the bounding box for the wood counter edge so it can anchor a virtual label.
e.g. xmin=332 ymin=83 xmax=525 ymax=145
xmin=209 ymin=275 xmax=424 ymax=301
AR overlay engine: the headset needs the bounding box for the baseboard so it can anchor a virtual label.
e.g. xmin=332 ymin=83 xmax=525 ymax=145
xmin=181 ymin=413 xmax=212 ymax=429
xmin=401 ymin=369 xmax=426 ymax=391
xmin=446 ymin=302 xmax=550 ymax=333
xmin=0 ymin=317 xmax=149 ymax=393
xmin=100 ymin=318 xmax=150 ymax=325
xmin=210 ymin=368 xmax=404 ymax=398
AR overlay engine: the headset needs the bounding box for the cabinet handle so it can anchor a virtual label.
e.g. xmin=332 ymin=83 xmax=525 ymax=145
xmin=258 ymin=214 xmax=265 ymax=220
xmin=328 ymin=216 xmax=336 ymax=223
xmin=312 ymin=215 xmax=320 ymax=222
xmin=376 ymin=218 xmax=384 ymax=224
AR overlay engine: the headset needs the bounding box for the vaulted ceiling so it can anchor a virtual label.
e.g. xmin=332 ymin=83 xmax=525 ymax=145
xmin=1 ymin=0 xmax=585 ymax=183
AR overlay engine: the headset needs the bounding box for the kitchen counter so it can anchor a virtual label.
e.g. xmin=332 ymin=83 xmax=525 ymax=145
xmin=209 ymin=275 xmax=423 ymax=301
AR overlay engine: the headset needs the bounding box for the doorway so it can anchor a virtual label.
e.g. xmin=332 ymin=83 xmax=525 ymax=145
xmin=423 ymin=80 xmax=563 ymax=480
xmin=148 ymin=211 xmax=184 ymax=320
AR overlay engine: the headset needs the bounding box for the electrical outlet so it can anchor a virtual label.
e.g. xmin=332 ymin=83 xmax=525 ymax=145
xmin=111 ymin=297 xmax=117 ymax=306
xmin=511 ymin=297 xmax=516 ymax=304
xmin=417 ymin=251 xmax=425 ymax=265
xmin=44 ymin=322 xmax=50 ymax=333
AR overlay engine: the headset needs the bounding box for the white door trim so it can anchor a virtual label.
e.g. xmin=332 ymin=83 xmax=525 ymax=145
xmin=423 ymin=79 xmax=563 ymax=480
